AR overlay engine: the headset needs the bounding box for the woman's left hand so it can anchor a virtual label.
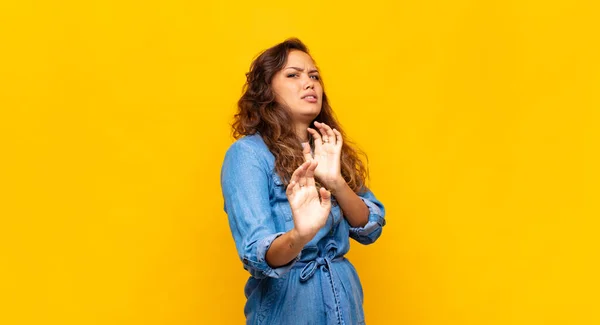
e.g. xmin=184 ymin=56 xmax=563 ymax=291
xmin=304 ymin=121 xmax=344 ymax=192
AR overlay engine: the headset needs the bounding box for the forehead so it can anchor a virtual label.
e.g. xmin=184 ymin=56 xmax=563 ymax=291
xmin=285 ymin=50 xmax=316 ymax=68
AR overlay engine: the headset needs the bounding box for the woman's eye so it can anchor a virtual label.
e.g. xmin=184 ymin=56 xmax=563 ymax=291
xmin=310 ymin=75 xmax=320 ymax=80
xmin=286 ymin=73 xmax=298 ymax=78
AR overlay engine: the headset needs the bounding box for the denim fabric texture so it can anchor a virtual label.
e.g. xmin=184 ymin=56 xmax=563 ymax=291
xmin=221 ymin=133 xmax=386 ymax=325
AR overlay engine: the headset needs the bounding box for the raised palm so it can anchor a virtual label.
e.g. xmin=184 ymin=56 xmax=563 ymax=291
xmin=286 ymin=160 xmax=332 ymax=240
xmin=305 ymin=121 xmax=343 ymax=189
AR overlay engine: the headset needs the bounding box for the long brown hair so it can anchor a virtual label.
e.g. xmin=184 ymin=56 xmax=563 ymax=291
xmin=232 ymin=38 xmax=368 ymax=193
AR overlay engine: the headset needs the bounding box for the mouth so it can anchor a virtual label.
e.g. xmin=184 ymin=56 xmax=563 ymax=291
xmin=301 ymin=94 xmax=318 ymax=103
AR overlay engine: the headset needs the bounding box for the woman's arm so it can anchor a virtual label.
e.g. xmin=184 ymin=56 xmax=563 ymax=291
xmin=265 ymin=228 xmax=310 ymax=268
xmin=221 ymin=141 xmax=302 ymax=278
xmin=329 ymin=178 xmax=369 ymax=228
xmin=305 ymin=121 xmax=369 ymax=227
xmin=304 ymin=121 xmax=386 ymax=243
xmin=266 ymin=160 xmax=332 ymax=267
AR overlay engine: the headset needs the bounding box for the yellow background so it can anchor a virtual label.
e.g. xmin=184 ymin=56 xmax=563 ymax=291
xmin=1 ymin=0 xmax=599 ymax=324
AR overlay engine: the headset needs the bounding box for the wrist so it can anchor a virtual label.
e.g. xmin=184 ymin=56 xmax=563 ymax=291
xmin=290 ymin=227 xmax=314 ymax=246
xmin=328 ymin=176 xmax=347 ymax=194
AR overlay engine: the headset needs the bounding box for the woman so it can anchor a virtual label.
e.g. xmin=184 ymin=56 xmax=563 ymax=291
xmin=220 ymin=38 xmax=386 ymax=325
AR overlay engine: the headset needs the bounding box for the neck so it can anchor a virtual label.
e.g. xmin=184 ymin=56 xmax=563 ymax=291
xmin=295 ymin=122 xmax=310 ymax=142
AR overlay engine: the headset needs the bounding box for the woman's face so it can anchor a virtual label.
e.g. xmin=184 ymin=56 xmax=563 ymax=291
xmin=272 ymin=50 xmax=323 ymax=124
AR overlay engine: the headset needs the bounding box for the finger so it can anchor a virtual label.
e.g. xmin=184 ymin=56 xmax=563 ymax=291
xmin=304 ymin=160 xmax=318 ymax=187
xmin=332 ymin=128 xmax=343 ymax=148
xmin=319 ymin=123 xmax=336 ymax=145
xmin=297 ymin=161 xmax=309 ymax=188
xmin=321 ymin=123 xmax=336 ymax=145
xmin=319 ymin=187 xmax=332 ymax=207
xmin=301 ymin=142 xmax=312 ymax=161
xmin=307 ymin=127 xmax=323 ymax=151
xmin=299 ymin=159 xmax=315 ymax=188
xmin=314 ymin=121 xmax=329 ymax=144
xmin=286 ymin=180 xmax=297 ymax=196
xmin=289 ymin=161 xmax=308 ymax=188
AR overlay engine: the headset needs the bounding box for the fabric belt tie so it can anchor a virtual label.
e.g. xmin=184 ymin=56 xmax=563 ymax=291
xmin=297 ymin=256 xmax=343 ymax=282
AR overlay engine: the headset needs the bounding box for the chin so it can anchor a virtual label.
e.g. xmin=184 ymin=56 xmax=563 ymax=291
xmin=307 ymin=107 xmax=322 ymax=118
xmin=296 ymin=110 xmax=321 ymax=124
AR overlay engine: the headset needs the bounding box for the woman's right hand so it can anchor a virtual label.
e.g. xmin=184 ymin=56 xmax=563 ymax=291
xmin=286 ymin=160 xmax=332 ymax=242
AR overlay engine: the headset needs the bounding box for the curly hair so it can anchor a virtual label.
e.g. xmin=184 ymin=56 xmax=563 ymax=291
xmin=232 ymin=38 xmax=368 ymax=193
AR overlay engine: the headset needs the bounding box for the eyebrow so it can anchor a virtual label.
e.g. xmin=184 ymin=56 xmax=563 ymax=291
xmin=284 ymin=66 xmax=319 ymax=74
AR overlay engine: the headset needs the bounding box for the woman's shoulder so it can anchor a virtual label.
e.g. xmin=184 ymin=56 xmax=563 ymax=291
xmin=226 ymin=133 xmax=268 ymax=153
xmin=223 ymin=133 xmax=273 ymax=165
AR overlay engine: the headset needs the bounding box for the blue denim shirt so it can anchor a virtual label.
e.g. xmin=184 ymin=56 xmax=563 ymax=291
xmin=221 ymin=134 xmax=386 ymax=325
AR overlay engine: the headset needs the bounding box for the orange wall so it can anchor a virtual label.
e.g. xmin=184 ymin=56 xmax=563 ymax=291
xmin=1 ymin=1 xmax=599 ymax=324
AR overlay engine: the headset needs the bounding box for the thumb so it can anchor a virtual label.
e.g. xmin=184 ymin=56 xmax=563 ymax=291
xmin=302 ymin=142 xmax=312 ymax=161
xmin=319 ymin=187 xmax=331 ymax=207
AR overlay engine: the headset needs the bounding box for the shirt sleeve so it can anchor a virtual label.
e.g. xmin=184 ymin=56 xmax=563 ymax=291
xmin=348 ymin=187 xmax=386 ymax=245
xmin=220 ymin=141 xmax=301 ymax=279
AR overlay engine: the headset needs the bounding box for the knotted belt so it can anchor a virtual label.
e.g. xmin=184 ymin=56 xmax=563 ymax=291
xmin=293 ymin=243 xmax=346 ymax=324
xmin=297 ymin=256 xmax=344 ymax=282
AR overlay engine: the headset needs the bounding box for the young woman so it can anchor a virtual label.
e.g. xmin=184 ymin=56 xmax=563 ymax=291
xmin=220 ymin=38 xmax=386 ymax=324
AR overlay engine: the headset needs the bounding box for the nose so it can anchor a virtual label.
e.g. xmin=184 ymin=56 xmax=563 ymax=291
xmin=303 ymin=75 xmax=315 ymax=89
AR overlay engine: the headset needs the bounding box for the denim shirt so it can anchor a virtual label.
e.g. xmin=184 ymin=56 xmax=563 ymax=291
xmin=221 ymin=133 xmax=386 ymax=325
